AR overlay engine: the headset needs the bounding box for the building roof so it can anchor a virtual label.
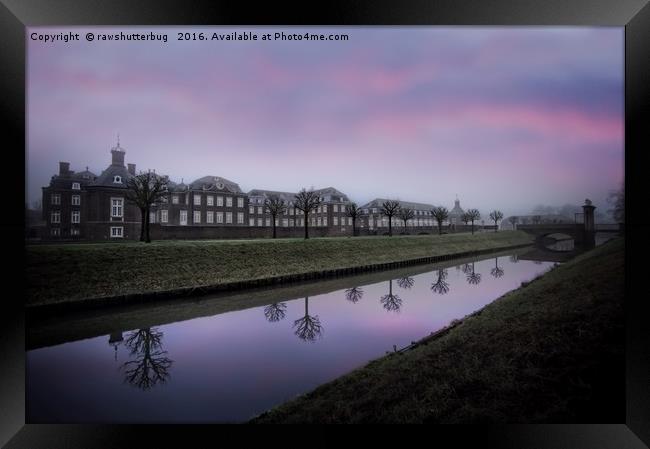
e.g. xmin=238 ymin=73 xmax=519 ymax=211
xmin=189 ymin=176 xmax=242 ymax=193
xmin=449 ymin=198 xmax=465 ymax=217
xmin=248 ymin=189 xmax=297 ymax=204
xmin=91 ymin=164 xmax=132 ymax=188
xmin=313 ymin=187 xmax=350 ymax=203
xmin=361 ymin=198 xmax=436 ymax=211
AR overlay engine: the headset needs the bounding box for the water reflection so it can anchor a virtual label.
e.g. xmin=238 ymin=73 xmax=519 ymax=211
xmin=397 ymin=276 xmax=415 ymax=290
xmin=380 ymin=279 xmax=403 ymax=312
xmin=264 ymin=303 xmax=288 ymax=322
xmin=293 ymin=297 xmax=323 ymax=342
xmin=510 ymin=254 xmax=519 ymax=263
xmin=490 ymin=257 xmax=505 ymax=278
xmin=465 ymin=262 xmax=482 ymax=285
xmin=431 ymin=269 xmax=450 ymax=295
xmin=345 ymin=287 xmax=364 ymax=304
xmin=120 ymin=328 xmax=173 ymax=391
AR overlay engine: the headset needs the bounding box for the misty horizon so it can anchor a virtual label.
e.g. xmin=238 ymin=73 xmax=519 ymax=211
xmin=27 ymin=26 xmax=624 ymax=219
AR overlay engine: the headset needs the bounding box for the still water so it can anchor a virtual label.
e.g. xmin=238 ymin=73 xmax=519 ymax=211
xmin=27 ymin=251 xmax=554 ymax=423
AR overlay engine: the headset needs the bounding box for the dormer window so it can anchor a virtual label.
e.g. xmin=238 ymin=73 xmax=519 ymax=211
xmin=72 ymin=182 xmax=81 ymax=190
xmin=113 ymin=175 xmax=122 ymax=184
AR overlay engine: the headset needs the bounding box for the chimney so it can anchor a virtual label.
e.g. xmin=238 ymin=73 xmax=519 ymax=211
xmin=59 ymin=162 xmax=70 ymax=176
xmin=111 ymin=148 xmax=125 ymax=166
xmin=128 ymin=163 xmax=136 ymax=175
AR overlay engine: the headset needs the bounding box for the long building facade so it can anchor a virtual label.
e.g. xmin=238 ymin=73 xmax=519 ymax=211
xmin=40 ymin=143 xmax=470 ymax=241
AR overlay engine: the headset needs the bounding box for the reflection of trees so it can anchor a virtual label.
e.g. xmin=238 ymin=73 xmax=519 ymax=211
xmin=534 ymin=260 xmax=543 ymax=265
xmin=462 ymin=263 xmax=473 ymax=275
xmin=396 ymin=276 xmax=415 ymax=290
xmin=293 ymin=297 xmax=323 ymax=342
xmin=509 ymin=254 xmax=519 ymax=263
xmin=466 ymin=262 xmax=482 ymax=285
xmin=345 ymin=287 xmax=364 ymax=304
xmin=431 ymin=269 xmax=450 ymax=295
xmin=264 ymin=302 xmax=287 ymax=322
xmin=120 ymin=328 xmax=173 ymax=391
xmin=490 ymin=257 xmax=505 ymax=278
xmin=381 ymin=280 xmax=402 ymax=312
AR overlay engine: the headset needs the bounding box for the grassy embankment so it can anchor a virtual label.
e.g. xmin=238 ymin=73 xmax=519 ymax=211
xmin=251 ymin=237 xmax=625 ymax=423
xmin=26 ymin=231 xmax=532 ymax=306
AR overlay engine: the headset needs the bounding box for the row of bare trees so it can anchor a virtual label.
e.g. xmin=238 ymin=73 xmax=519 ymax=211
xmin=125 ymin=171 xmax=509 ymax=242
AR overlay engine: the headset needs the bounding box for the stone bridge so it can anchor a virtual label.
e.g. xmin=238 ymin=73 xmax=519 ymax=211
xmin=516 ymin=199 xmax=620 ymax=249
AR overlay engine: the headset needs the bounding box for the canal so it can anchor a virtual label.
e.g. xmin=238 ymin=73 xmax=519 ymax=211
xmin=27 ymin=247 xmax=557 ymax=423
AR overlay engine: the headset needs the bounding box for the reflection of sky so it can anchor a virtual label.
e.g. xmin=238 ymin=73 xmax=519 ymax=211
xmin=28 ymin=255 xmax=553 ymax=423
xmin=27 ymin=27 xmax=623 ymax=214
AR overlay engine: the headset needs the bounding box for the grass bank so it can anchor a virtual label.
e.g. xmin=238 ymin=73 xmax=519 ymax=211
xmin=26 ymin=231 xmax=532 ymax=307
xmin=251 ymin=237 xmax=624 ymax=423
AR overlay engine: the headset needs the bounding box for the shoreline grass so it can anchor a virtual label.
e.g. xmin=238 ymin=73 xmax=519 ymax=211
xmin=26 ymin=231 xmax=533 ymax=306
xmin=250 ymin=237 xmax=624 ymax=423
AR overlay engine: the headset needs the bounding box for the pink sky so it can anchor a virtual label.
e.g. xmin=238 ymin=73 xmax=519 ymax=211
xmin=27 ymin=27 xmax=623 ymax=217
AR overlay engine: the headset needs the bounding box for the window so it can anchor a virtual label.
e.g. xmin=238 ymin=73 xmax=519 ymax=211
xmin=348 ymin=217 xmax=353 ymax=226
xmin=70 ymin=228 xmax=80 ymax=236
xmin=237 ymin=212 xmax=244 ymax=224
xmin=265 ymin=218 xmax=271 ymax=226
xmin=71 ymin=195 xmax=80 ymax=205
xmin=226 ymin=197 xmax=232 ymax=207
xmin=194 ymin=194 xmax=201 ymax=206
xmin=149 ymin=212 xmax=156 ymax=223
xmin=71 ymin=210 xmax=80 ymax=223
xmin=237 ymin=197 xmax=244 ymax=208
xmin=289 ymin=219 xmax=294 ymax=226
xmin=194 ymin=211 xmax=201 ymax=224
xmin=249 ymin=218 xmax=255 ymax=226
xmin=51 ymin=228 xmax=60 ymax=236
xmin=333 ymin=205 xmax=338 ymax=212
xmin=317 ymin=217 xmax=322 ymax=226
xmin=226 ymin=212 xmax=233 ymax=224
xmin=51 ymin=194 xmax=60 ymax=205
xmin=207 ymin=195 xmax=214 ymax=206
xmin=257 ymin=206 xmax=263 ymax=215
xmin=111 ymin=198 xmax=124 ymax=218
xmin=72 ymin=182 xmax=81 ymax=190
xmin=333 ymin=217 xmax=338 ymax=226
xmin=161 ymin=210 xmax=168 ymax=223
xmin=113 ymin=176 xmax=122 ymax=184
xmin=257 ymin=218 xmax=262 ymax=226
xmin=207 ymin=211 xmax=214 ymax=223
xmin=110 ymin=226 xmax=123 ymax=238
xmin=51 ymin=211 xmax=60 ymax=223
xmin=372 ymin=208 xmax=378 ymax=214
xmin=282 ymin=218 xmax=288 ymax=227
xmin=216 ymin=212 xmax=224 ymax=224
xmin=323 ymin=218 xmax=327 ymax=227
xmin=217 ymin=196 xmax=224 ymax=207
xmin=249 ymin=206 xmax=254 ymax=214
xmin=180 ymin=210 xmax=187 ymax=225
xmin=172 ymin=195 xmax=179 ymax=204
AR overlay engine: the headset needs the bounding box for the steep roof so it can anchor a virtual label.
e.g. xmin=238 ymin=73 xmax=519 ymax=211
xmin=248 ymin=189 xmax=297 ymax=204
xmin=90 ymin=164 xmax=132 ymax=188
xmin=189 ymin=176 xmax=242 ymax=193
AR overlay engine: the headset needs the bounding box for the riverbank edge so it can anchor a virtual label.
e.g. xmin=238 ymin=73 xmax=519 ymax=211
xmin=250 ymin=237 xmax=624 ymax=423
xmin=26 ymin=241 xmax=534 ymax=315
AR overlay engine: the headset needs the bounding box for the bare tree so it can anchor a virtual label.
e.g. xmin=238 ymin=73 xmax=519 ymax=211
xmin=126 ymin=171 xmax=169 ymax=243
xmin=607 ymin=186 xmax=624 ymax=223
xmin=488 ymin=210 xmax=503 ymax=232
xmin=397 ymin=207 xmax=415 ymax=232
xmin=264 ymin=302 xmax=287 ymax=322
xmin=431 ymin=206 xmax=449 ymax=235
xmin=461 ymin=212 xmax=471 ymax=228
xmin=345 ymin=203 xmax=362 ymax=236
xmin=466 ymin=209 xmax=481 ymax=235
xmin=293 ymin=297 xmax=323 ymax=342
xmin=431 ymin=269 xmax=450 ymax=295
xmin=397 ymin=276 xmax=415 ymax=289
xmin=381 ymin=200 xmax=401 ymax=236
xmin=508 ymin=216 xmax=519 ymax=230
xmin=490 ymin=257 xmax=505 ymax=278
xmin=120 ymin=328 xmax=173 ymax=390
xmin=380 ymin=280 xmax=402 ymax=312
xmin=264 ymin=196 xmax=286 ymax=239
xmin=293 ymin=188 xmax=322 ymax=240
xmin=345 ymin=287 xmax=364 ymax=303
xmin=466 ymin=262 xmax=482 ymax=285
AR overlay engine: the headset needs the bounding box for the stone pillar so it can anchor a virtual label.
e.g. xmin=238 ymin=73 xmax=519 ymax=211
xmin=582 ymin=199 xmax=596 ymax=248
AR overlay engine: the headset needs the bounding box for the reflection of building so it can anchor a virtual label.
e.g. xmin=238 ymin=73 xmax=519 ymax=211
xmin=359 ymin=199 xmax=435 ymax=231
xmin=501 ymin=214 xmax=573 ymax=230
xmin=108 ymin=331 xmax=123 ymax=361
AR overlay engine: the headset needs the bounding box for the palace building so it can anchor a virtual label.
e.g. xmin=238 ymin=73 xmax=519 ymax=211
xmin=40 ymin=142 xmax=469 ymax=241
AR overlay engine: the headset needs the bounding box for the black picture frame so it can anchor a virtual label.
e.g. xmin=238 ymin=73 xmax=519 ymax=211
xmin=3 ymin=0 xmax=649 ymax=447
